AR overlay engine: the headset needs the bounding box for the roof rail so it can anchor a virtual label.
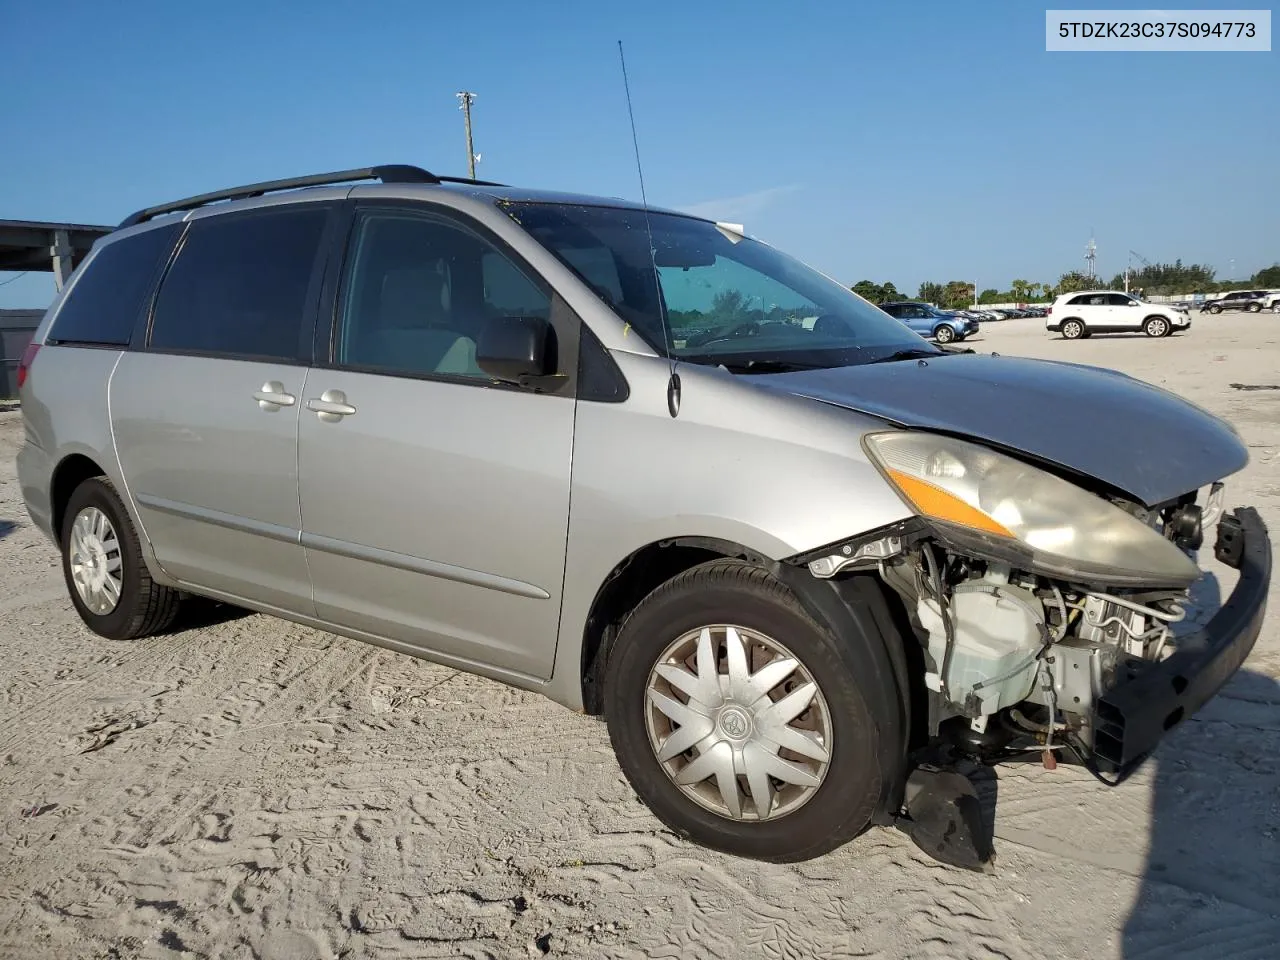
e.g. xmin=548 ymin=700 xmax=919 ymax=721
xmin=116 ymin=164 xmax=443 ymax=228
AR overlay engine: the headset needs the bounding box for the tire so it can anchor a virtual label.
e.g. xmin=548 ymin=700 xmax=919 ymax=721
xmin=933 ymin=325 xmax=955 ymax=344
xmin=602 ymin=559 xmax=884 ymax=863
xmin=1061 ymin=319 xmax=1084 ymax=340
xmin=1247 ymin=302 xmax=1261 ymax=313
xmin=1143 ymin=316 xmax=1170 ymax=338
xmin=1208 ymin=305 xmax=1221 ymax=314
xmin=60 ymin=476 xmax=182 ymax=640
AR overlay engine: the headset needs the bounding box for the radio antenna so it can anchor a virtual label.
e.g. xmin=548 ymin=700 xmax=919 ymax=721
xmin=617 ymin=40 xmax=680 ymax=417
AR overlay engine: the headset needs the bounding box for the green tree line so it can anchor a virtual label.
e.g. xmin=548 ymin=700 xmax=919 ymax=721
xmin=851 ymin=262 xmax=1280 ymax=307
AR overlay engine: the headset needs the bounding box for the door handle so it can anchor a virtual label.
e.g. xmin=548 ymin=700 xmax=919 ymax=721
xmin=306 ymin=389 xmax=356 ymax=422
xmin=254 ymin=381 xmax=296 ymax=411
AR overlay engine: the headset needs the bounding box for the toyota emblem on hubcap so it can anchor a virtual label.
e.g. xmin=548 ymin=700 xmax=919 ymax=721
xmin=719 ymin=706 xmax=750 ymax=739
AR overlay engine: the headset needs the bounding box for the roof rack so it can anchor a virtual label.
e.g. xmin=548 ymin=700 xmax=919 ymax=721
xmin=117 ymin=164 xmax=503 ymax=228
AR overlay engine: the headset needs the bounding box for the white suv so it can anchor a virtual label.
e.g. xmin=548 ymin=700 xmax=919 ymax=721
xmin=1045 ymin=290 xmax=1192 ymax=340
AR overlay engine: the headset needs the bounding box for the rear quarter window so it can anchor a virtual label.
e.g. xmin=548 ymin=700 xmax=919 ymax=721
xmin=148 ymin=205 xmax=330 ymax=361
xmin=46 ymin=224 xmax=180 ymax=346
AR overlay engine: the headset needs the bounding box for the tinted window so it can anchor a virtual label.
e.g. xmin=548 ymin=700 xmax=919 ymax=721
xmin=149 ymin=206 xmax=329 ymax=360
xmin=47 ymin=224 xmax=179 ymax=346
xmin=1106 ymin=293 xmax=1135 ymax=306
xmin=335 ymin=210 xmax=551 ymax=380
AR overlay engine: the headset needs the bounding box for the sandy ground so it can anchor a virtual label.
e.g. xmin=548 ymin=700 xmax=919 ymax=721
xmin=1 ymin=314 xmax=1278 ymax=960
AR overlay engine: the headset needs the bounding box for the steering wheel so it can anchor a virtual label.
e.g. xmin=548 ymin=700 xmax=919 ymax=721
xmin=689 ymin=320 xmax=760 ymax=349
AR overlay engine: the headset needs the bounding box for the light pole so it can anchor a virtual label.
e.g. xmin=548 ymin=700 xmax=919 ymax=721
xmin=456 ymin=91 xmax=478 ymax=179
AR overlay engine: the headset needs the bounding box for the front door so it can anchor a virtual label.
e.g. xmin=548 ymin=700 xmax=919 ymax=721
xmin=112 ymin=202 xmax=336 ymax=613
xmin=296 ymin=202 xmax=577 ymax=680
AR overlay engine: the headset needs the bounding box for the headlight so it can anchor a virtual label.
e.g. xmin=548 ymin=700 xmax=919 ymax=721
xmin=862 ymin=431 xmax=1200 ymax=587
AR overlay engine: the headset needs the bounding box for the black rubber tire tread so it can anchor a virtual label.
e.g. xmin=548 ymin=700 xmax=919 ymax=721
xmin=603 ymin=558 xmax=883 ymax=863
xmin=60 ymin=476 xmax=182 ymax=640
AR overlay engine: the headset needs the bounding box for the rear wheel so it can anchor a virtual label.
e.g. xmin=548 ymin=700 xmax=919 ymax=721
xmin=1143 ymin=316 xmax=1170 ymax=338
xmin=60 ymin=476 xmax=182 ymax=640
xmin=602 ymin=560 xmax=884 ymax=862
xmin=1247 ymin=302 xmax=1261 ymax=313
xmin=1061 ymin=319 xmax=1085 ymax=340
xmin=933 ymin=325 xmax=956 ymax=344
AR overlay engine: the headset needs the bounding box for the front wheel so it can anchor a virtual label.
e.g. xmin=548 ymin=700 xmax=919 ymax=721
xmin=60 ymin=476 xmax=182 ymax=640
xmin=1061 ymin=319 xmax=1085 ymax=340
xmin=602 ymin=560 xmax=884 ymax=862
xmin=933 ymin=325 xmax=956 ymax=344
xmin=1143 ymin=316 xmax=1170 ymax=338
xmin=1208 ymin=305 xmax=1222 ymax=314
xmin=1247 ymin=302 xmax=1261 ymax=313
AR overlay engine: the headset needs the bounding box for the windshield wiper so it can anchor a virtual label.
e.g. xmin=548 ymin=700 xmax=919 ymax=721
xmin=865 ymin=348 xmax=944 ymax=364
xmin=680 ymin=356 xmax=824 ymax=374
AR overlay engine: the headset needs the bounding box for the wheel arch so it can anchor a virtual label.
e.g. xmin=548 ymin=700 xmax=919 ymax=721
xmin=50 ymin=452 xmax=109 ymax=541
xmin=578 ymin=536 xmax=771 ymax=716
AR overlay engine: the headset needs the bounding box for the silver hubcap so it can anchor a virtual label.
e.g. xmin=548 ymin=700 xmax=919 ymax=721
xmin=1065 ymin=322 xmax=1081 ymax=337
xmin=1150 ymin=319 xmax=1167 ymax=335
xmin=644 ymin=625 xmax=833 ymax=822
xmin=69 ymin=507 xmax=123 ymax=615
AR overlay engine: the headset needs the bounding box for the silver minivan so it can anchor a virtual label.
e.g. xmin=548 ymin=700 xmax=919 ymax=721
xmin=16 ymin=165 xmax=1271 ymax=867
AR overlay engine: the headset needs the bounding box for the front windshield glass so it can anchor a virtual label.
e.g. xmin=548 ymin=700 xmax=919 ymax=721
xmin=500 ymin=201 xmax=939 ymax=370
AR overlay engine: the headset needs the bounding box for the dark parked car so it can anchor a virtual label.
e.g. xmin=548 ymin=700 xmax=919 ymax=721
xmin=1200 ymin=291 xmax=1268 ymax=314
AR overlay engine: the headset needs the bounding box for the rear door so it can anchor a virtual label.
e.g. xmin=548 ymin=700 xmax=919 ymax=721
xmin=110 ymin=201 xmax=338 ymax=613
xmin=1070 ymin=293 xmax=1110 ymax=328
xmin=896 ymin=305 xmax=932 ymax=335
xmin=1106 ymin=292 xmax=1142 ymax=328
xmin=296 ymin=200 xmax=578 ymax=679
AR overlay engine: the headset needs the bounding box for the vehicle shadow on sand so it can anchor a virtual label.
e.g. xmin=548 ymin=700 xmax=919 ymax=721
xmin=1123 ymin=665 xmax=1280 ymax=957
xmin=161 ymin=595 xmax=251 ymax=633
xmin=1119 ymin=569 xmax=1280 ymax=955
xmin=0 ymin=519 xmax=16 ymax=541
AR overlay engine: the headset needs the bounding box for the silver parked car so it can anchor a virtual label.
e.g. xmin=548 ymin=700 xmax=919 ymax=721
xmin=16 ymin=165 xmax=1271 ymax=867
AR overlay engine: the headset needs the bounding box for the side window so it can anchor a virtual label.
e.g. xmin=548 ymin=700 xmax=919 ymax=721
xmin=46 ymin=224 xmax=180 ymax=346
xmin=1067 ymin=294 xmax=1093 ymax=306
xmin=1106 ymin=293 xmax=1135 ymax=306
xmin=335 ymin=210 xmax=551 ymax=380
xmin=149 ymin=205 xmax=329 ymax=361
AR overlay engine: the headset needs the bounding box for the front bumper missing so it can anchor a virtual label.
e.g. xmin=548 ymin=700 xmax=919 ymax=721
xmin=1089 ymin=506 xmax=1271 ymax=781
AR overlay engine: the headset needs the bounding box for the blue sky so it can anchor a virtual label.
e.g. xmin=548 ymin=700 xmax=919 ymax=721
xmin=2 ymin=0 xmax=1276 ymax=308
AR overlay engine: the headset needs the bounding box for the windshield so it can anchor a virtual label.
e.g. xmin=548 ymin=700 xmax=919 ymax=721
xmin=500 ymin=201 xmax=939 ymax=370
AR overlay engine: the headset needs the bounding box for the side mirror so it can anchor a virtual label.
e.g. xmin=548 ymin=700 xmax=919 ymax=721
xmin=476 ymin=315 xmax=561 ymax=388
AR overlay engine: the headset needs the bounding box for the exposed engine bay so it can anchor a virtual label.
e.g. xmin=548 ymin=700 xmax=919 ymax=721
xmin=811 ymin=479 xmax=1230 ymax=774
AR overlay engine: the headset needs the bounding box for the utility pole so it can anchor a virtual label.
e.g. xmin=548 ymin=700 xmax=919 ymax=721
xmin=456 ymin=91 xmax=477 ymax=179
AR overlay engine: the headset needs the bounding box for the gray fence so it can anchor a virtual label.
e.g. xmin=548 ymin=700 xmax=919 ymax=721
xmin=1 ymin=310 xmax=43 ymax=400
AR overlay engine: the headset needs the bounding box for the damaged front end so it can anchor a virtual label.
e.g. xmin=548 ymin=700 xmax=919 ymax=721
xmin=791 ymin=430 xmax=1271 ymax=866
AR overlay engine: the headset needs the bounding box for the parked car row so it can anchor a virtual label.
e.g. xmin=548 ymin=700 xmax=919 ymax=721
xmin=1198 ymin=289 xmax=1280 ymax=314
xmin=969 ymin=306 xmax=1049 ymax=321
